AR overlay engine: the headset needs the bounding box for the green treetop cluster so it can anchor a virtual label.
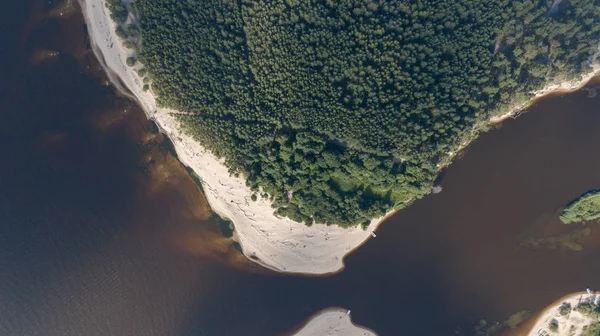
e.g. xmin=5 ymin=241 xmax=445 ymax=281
xmin=560 ymin=191 xmax=600 ymax=224
xmin=108 ymin=0 xmax=600 ymax=227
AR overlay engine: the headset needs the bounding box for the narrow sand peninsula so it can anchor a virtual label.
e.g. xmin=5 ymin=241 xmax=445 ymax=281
xmin=526 ymin=291 xmax=598 ymax=336
xmin=292 ymin=308 xmax=376 ymax=336
xmin=78 ymin=0 xmax=386 ymax=275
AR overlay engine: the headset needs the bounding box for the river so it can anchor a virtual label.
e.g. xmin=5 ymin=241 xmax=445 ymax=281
xmin=2 ymin=1 xmax=600 ymax=335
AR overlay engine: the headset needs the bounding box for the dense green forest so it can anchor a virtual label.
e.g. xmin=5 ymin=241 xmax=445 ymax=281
xmin=109 ymin=0 xmax=600 ymax=227
xmin=560 ymin=191 xmax=600 ymax=224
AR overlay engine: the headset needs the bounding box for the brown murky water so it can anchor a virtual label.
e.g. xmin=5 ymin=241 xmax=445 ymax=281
xmin=337 ymin=83 xmax=600 ymax=334
xmin=3 ymin=1 xmax=600 ymax=335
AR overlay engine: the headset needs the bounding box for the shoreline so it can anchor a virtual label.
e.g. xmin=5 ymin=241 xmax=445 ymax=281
xmin=520 ymin=291 xmax=598 ymax=336
xmin=78 ymin=0 xmax=387 ymax=275
xmin=78 ymin=0 xmax=600 ymax=276
xmin=287 ymin=307 xmax=377 ymax=336
xmin=440 ymin=64 xmax=600 ymax=171
xmin=490 ymin=66 xmax=600 ymax=125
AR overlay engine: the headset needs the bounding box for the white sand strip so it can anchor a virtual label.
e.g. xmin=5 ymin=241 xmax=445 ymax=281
xmin=78 ymin=0 xmax=386 ymax=275
xmin=292 ymin=308 xmax=376 ymax=336
xmin=526 ymin=291 xmax=598 ymax=336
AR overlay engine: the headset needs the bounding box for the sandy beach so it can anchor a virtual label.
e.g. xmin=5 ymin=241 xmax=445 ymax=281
xmin=78 ymin=0 xmax=389 ymax=275
xmin=291 ymin=308 xmax=376 ymax=336
xmin=525 ymin=291 xmax=598 ymax=336
xmin=78 ymin=0 xmax=600 ymax=277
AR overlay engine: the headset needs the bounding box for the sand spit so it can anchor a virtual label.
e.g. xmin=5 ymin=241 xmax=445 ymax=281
xmin=78 ymin=0 xmax=385 ymax=275
xmin=525 ymin=291 xmax=598 ymax=336
xmin=291 ymin=308 xmax=376 ymax=336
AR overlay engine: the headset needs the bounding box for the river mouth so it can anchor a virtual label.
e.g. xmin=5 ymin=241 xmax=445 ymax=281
xmin=3 ymin=0 xmax=600 ymax=335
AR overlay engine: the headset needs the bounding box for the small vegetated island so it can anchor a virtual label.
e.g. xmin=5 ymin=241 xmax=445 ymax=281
xmin=108 ymin=0 xmax=600 ymax=227
xmin=560 ymin=190 xmax=600 ymax=224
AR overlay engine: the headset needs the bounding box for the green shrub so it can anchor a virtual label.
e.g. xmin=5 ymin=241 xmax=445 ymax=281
xmin=560 ymin=191 xmax=600 ymax=224
xmin=106 ymin=0 xmax=127 ymax=24
xmin=123 ymin=40 xmax=137 ymax=50
xmin=559 ymin=302 xmax=572 ymax=316
xmin=549 ymin=319 xmax=558 ymax=332
xmin=576 ymin=301 xmax=600 ymax=319
xmin=126 ymin=56 xmax=136 ymax=67
xmin=114 ymin=26 xmax=126 ymax=39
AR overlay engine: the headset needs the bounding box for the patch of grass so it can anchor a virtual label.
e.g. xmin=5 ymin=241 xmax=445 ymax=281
xmin=582 ymin=321 xmax=600 ymax=336
xmin=575 ymin=301 xmax=600 ymax=318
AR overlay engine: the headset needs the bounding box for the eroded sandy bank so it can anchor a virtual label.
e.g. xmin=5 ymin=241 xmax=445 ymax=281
xmin=78 ymin=0 xmax=386 ymax=275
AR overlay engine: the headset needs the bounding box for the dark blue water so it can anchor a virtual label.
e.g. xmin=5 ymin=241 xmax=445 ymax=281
xmin=3 ymin=1 xmax=600 ymax=336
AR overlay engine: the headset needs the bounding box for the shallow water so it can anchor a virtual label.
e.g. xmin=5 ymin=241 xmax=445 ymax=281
xmin=3 ymin=1 xmax=600 ymax=335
